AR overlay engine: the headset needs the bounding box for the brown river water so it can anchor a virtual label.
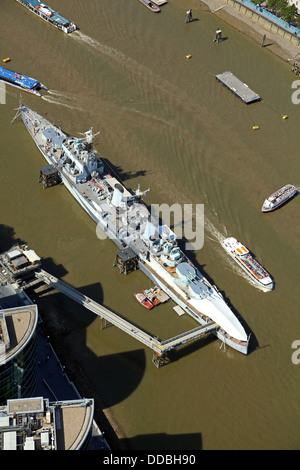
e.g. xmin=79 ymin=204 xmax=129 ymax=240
xmin=0 ymin=0 xmax=300 ymax=450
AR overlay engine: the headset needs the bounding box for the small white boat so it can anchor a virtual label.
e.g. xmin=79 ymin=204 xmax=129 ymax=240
xmin=262 ymin=184 xmax=297 ymax=212
xmin=222 ymin=237 xmax=273 ymax=290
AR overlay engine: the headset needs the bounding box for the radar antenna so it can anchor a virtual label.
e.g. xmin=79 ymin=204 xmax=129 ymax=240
xmin=79 ymin=127 xmax=100 ymax=145
xmin=135 ymin=184 xmax=150 ymax=198
xmin=11 ymin=96 xmax=24 ymax=124
xmin=11 ymin=106 xmax=21 ymax=124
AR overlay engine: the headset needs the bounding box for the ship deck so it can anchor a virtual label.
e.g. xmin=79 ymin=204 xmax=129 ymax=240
xmin=235 ymin=253 xmax=269 ymax=280
xmin=21 ymin=0 xmax=71 ymax=27
xmin=0 ymin=66 xmax=39 ymax=89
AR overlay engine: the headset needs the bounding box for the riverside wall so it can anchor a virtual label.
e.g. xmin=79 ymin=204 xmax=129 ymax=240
xmin=225 ymin=0 xmax=300 ymax=45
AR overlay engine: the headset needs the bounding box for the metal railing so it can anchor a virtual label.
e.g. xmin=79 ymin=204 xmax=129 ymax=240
xmin=233 ymin=0 xmax=300 ymax=37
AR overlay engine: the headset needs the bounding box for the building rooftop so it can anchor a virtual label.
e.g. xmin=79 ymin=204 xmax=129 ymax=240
xmin=0 ymin=275 xmax=109 ymax=450
xmin=0 ymin=303 xmax=38 ymax=365
xmin=0 ymin=397 xmax=94 ymax=450
xmin=0 ymin=244 xmax=41 ymax=282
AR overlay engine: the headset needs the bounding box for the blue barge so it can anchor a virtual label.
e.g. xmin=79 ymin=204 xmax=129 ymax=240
xmin=0 ymin=66 xmax=48 ymax=96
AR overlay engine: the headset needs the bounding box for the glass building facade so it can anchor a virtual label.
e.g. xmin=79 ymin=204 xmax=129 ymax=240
xmin=0 ymin=316 xmax=38 ymax=406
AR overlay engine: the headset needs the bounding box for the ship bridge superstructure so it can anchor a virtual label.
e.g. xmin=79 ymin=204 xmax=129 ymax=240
xmin=41 ymin=127 xmax=104 ymax=185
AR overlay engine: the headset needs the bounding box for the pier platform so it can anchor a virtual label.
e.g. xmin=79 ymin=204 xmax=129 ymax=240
xmin=216 ymin=71 xmax=261 ymax=104
xmin=33 ymin=269 xmax=218 ymax=367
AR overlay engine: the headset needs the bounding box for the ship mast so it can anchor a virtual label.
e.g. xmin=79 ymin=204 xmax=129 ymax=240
xmin=79 ymin=128 xmax=100 ymax=150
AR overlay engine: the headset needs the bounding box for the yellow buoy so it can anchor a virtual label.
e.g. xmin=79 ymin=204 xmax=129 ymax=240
xmin=252 ymin=125 xmax=260 ymax=130
xmin=282 ymin=115 xmax=288 ymax=120
xmin=186 ymin=54 xmax=192 ymax=59
xmin=3 ymin=58 xmax=11 ymax=63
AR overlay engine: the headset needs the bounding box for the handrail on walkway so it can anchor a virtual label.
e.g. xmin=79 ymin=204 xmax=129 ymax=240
xmin=230 ymin=0 xmax=300 ymax=37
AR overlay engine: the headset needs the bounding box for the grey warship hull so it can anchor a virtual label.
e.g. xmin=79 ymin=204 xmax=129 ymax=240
xmin=20 ymin=105 xmax=249 ymax=354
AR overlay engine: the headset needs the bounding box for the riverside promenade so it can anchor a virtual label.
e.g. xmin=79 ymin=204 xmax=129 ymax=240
xmin=203 ymin=0 xmax=300 ymax=59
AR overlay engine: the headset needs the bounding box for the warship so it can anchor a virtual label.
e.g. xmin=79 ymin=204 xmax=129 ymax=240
xmin=20 ymin=105 xmax=249 ymax=354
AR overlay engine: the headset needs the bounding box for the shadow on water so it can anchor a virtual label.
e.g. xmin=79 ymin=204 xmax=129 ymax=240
xmin=35 ymin=274 xmax=204 ymax=449
xmin=120 ymin=432 xmax=202 ymax=451
xmin=214 ymin=36 xmax=228 ymax=42
xmin=30 ymin=275 xmax=148 ymax=408
xmin=0 ymin=224 xmax=24 ymax=253
xmin=0 ymin=224 xmax=144 ymax=446
xmin=168 ymin=334 xmax=217 ymax=363
xmin=187 ymin=18 xmax=200 ymax=23
xmin=102 ymin=158 xmax=153 ymax=183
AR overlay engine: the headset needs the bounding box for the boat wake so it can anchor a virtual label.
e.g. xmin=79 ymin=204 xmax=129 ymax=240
xmin=42 ymin=93 xmax=83 ymax=111
xmin=71 ymin=31 xmax=128 ymax=64
xmin=47 ymin=90 xmax=72 ymax=98
xmin=71 ymin=31 xmax=181 ymax=99
xmin=204 ymin=216 xmax=228 ymax=246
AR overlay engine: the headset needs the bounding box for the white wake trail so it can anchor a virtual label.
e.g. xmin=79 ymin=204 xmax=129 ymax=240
xmin=42 ymin=94 xmax=83 ymax=111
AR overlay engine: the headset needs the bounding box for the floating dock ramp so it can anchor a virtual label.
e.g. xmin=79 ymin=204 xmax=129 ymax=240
xmin=34 ymin=269 xmax=218 ymax=367
xmin=216 ymin=71 xmax=261 ymax=104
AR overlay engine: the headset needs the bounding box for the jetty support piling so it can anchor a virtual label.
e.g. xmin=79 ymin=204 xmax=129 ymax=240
xmin=152 ymin=351 xmax=170 ymax=368
xmin=184 ymin=9 xmax=193 ymax=23
xmin=213 ymin=28 xmax=223 ymax=43
xmin=113 ymin=248 xmax=139 ymax=274
xmin=39 ymin=165 xmax=60 ymax=189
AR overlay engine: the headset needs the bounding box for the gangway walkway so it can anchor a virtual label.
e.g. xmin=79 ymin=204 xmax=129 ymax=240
xmin=35 ymin=269 xmax=219 ymax=366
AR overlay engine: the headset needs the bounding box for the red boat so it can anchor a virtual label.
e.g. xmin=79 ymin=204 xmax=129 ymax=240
xmin=134 ymin=292 xmax=154 ymax=309
xmin=142 ymin=288 xmax=160 ymax=306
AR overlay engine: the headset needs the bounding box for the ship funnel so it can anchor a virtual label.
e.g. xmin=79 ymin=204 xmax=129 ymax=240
xmin=111 ymin=183 xmax=124 ymax=207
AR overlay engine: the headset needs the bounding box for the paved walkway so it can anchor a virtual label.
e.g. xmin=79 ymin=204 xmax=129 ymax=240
xmin=34 ymin=326 xmax=79 ymax=401
xmin=201 ymin=0 xmax=300 ymax=60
